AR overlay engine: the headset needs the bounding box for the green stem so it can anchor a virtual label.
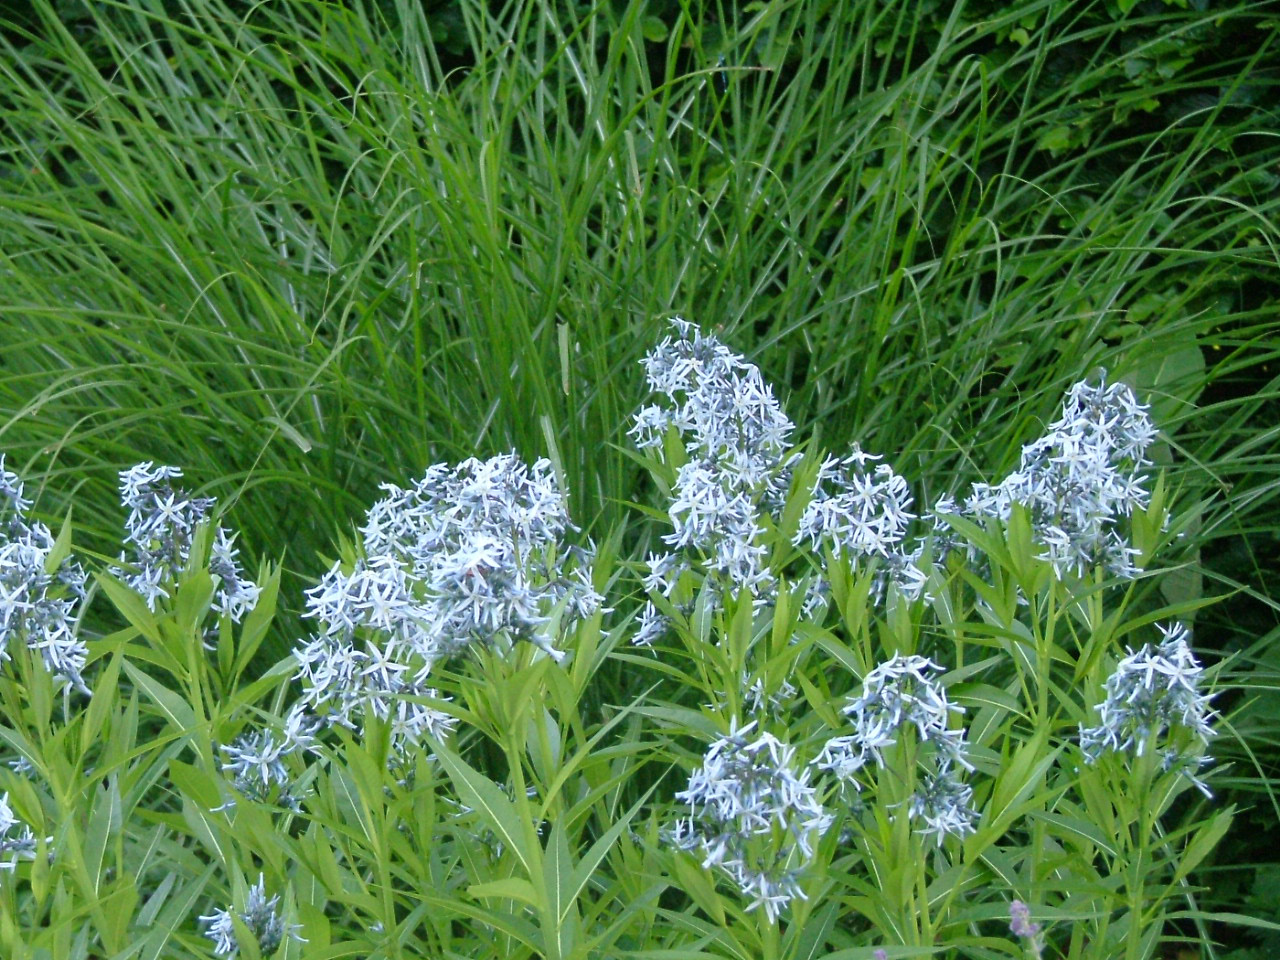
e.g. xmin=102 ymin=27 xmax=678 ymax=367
xmin=1124 ymin=745 xmax=1159 ymax=960
xmin=761 ymin=913 xmax=780 ymax=960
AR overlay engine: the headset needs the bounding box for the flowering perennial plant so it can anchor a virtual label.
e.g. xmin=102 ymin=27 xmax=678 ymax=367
xmin=816 ymin=655 xmax=978 ymax=844
xmin=0 ymin=456 xmax=89 ymax=693
xmin=199 ymin=874 xmax=304 ymax=957
xmin=956 ymin=376 xmax=1156 ymax=579
xmin=0 ymin=791 xmax=41 ymax=872
xmin=670 ymin=720 xmax=832 ymax=922
xmin=113 ymin=462 xmax=261 ymax=620
xmin=0 ymin=325 xmax=1221 ymax=955
xmin=1079 ymin=622 xmax=1217 ymax=795
xmin=294 ymin=454 xmax=602 ymax=760
xmin=631 ymin=320 xmax=927 ymax=644
xmin=626 ymin=321 xmax=1226 ymax=938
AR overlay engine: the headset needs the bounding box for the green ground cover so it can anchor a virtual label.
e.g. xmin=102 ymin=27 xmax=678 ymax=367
xmin=0 ymin=0 xmax=1277 ymax=956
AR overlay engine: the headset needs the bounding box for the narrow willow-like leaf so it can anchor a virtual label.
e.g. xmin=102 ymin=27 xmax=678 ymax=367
xmin=432 ymin=738 xmax=540 ymax=882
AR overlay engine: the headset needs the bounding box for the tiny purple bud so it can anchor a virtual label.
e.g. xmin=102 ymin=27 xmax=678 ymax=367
xmin=1009 ymin=899 xmax=1041 ymax=939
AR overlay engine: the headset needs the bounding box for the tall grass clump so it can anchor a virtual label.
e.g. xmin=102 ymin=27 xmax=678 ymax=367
xmin=0 ymin=0 xmax=1277 ymax=955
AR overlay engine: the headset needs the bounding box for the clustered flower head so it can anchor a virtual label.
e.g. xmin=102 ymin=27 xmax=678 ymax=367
xmin=631 ymin=318 xmax=796 ymax=488
xmin=1079 ymin=622 xmax=1216 ymax=795
xmin=816 ymin=655 xmax=978 ymax=845
xmin=957 ymin=376 xmax=1156 ymax=579
xmin=630 ymin=320 xmax=935 ymax=648
xmin=630 ymin=319 xmax=799 ymax=619
xmin=795 ymin=446 xmax=929 ymax=602
xmin=199 ymin=874 xmax=304 ymax=957
xmin=293 ymin=454 xmax=602 ymax=760
xmin=795 ymin=447 xmax=914 ymax=559
xmin=217 ymin=705 xmax=321 ymax=811
xmin=114 ymin=462 xmax=261 ymax=621
xmin=0 ymin=791 xmax=41 ymax=872
xmin=670 ymin=720 xmax=832 ymax=922
xmin=0 ymin=456 xmax=88 ymax=693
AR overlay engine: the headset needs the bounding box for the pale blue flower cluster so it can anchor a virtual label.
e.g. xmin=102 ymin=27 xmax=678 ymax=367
xmin=293 ymin=454 xmax=602 ymax=761
xmin=114 ymin=462 xmax=261 ymax=620
xmin=630 ymin=318 xmax=796 ymax=490
xmin=670 ymin=720 xmax=832 ymax=922
xmin=957 ymin=376 xmax=1156 ymax=579
xmin=794 ymin=447 xmax=914 ymax=559
xmin=1079 ymin=622 xmax=1216 ymax=795
xmin=0 ymin=791 xmax=41 ymax=873
xmin=675 ymin=670 xmax=819 ymax=918
xmin=631 ymin=320 xmax=919 ymax=645
xmin=199 ymin=874 xmax=304 ymax=957
xmin=0 ymin=456 xmax=88 ymax=693
xmin=816 ymin=655 xmax=978 ymax=845
xmin=673 ymin=658 xmax=980 ymax=920
xmin=217 ymin=704 xmax=322 ymax=811
xmin=630 ymin=319 xmax=798 ymax=619
xmin=795 ymin=446 xmax=929 ymax=601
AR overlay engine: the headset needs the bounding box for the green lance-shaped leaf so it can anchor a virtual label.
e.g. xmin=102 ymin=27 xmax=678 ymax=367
xmin=432 ymin=737 xmax=543 ymax=888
